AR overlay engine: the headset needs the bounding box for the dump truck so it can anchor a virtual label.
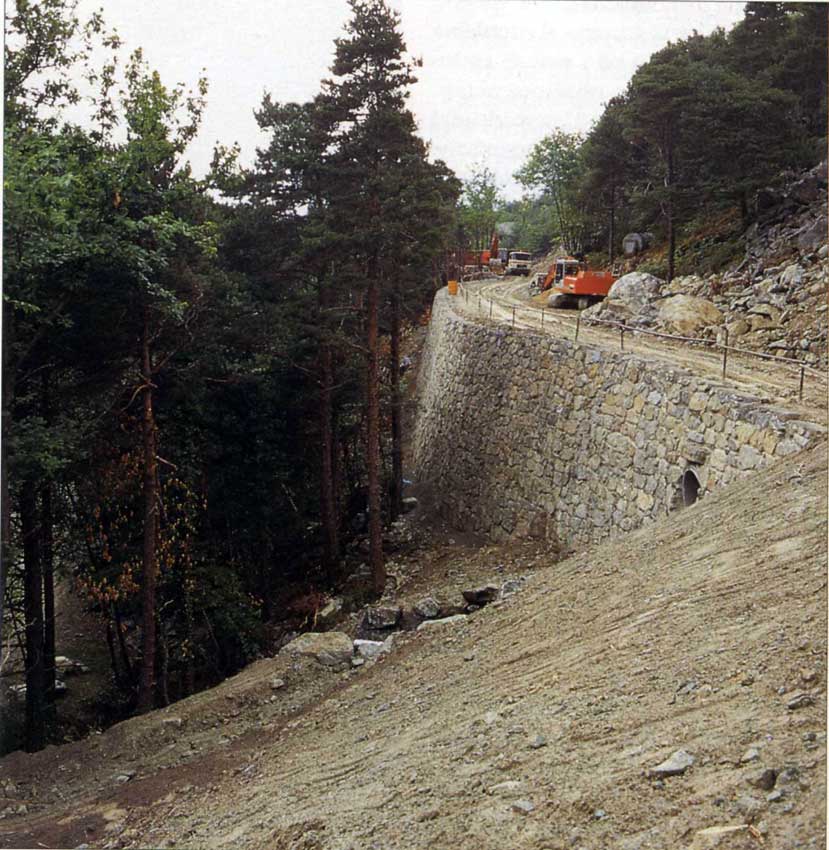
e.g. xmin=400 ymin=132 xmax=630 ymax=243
xmin=543 ymin=256 xmax=617 ymax=309
xmin=505 ymin=251 xmax=532 ymax=276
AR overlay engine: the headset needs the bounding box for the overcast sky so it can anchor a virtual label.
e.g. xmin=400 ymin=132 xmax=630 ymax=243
xmin=74 ymin=0 xmax=746 ymax=199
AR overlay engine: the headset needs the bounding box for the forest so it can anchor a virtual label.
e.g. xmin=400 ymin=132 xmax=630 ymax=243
xmin=2 ymin=0 xmax=826 ymax=755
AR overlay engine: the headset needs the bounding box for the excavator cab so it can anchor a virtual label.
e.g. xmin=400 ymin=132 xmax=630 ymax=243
xmin=553 ymin=259 xmax=583 ymax=285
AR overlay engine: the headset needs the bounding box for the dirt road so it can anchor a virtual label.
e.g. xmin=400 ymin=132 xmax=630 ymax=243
xmin=457 ymin=276 xmax=828 ymax=424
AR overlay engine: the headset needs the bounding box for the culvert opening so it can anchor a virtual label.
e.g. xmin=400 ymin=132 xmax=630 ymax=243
xmin=682 ymin=468 xmax=701 ymax=507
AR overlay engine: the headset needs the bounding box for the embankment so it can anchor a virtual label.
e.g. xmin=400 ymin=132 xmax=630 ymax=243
xmin=412 ymin=289 xmax=825 ymax=548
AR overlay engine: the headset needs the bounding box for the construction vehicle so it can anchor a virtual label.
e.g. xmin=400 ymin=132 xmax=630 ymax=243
xmin=540 ymin=256 xmax=617 ymax=309
xmin=505 ymin=251 xmax=532 ymax=276
xmin=487 ymin=232 xmax=504 ymax=273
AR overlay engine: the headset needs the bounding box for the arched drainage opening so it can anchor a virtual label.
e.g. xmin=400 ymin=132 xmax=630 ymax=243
xmin=682 ymin=468 xmax=701 ymax=507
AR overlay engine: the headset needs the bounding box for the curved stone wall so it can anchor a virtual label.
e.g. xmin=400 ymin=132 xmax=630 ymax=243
xmin=412 ymin=290 xmax=825 ymax=549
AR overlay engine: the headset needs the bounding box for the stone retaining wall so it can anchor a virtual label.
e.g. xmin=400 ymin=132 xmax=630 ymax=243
xmin=412 ymin=290 xmax=825 ymax=549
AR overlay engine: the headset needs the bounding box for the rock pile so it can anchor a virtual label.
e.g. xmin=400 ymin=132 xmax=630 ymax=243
xmin=583 ymin=161 xmax=827 ymax=366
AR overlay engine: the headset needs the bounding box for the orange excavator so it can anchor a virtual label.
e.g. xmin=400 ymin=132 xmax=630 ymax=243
xmin=541 ymin=256 xmax=616 ymax=309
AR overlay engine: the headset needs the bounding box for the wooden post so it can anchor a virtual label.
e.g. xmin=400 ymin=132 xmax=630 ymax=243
xmin=722 ymin=327 xmax=729 ymax=380
xmin=620 ymin=324 xmax=625 ymax=351
xmin=489 ymin=299 xmax=493 ymax=320
xmin=541 ymin=307 xmax=545 ymax=327
xmin=512 ymin=306 xmax=515 ymax=327
xmin=799 ymin=365 xmax=805 ymax=401
xmin=576 ymin=313 xmax=580 ymax=342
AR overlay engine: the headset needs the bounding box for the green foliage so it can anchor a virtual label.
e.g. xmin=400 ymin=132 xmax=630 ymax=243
xmin=514 ymin=129 xmax=586 ymax=253
xmin=459 ymin=165 xmax=502 ymax=250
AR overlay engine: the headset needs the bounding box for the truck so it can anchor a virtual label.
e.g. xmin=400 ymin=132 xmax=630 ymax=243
xmin=505 ymin=251 xmax=532 ymax=276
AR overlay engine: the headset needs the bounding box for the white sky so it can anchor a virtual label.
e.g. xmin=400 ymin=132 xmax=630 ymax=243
xmin=73 ymin=0 xmax=746 ymax=199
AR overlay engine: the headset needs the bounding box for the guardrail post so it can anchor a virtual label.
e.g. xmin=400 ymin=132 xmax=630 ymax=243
xmin=620 ymin=323 xmax=625 ymax=351
xmin=799 ymin=364 xmax=805 ymax=401
xmin=721 ymin=327 xmax=729 ymax=380
xmin=541 ymin=307 xmax=545 ymax=327
xmin=575 ymin=314 xmax=580 ymax=342
xmin=489 ymin=299 xmax=493 ymax=319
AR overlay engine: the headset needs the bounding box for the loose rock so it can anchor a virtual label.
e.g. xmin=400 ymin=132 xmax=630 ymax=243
xmin=648 ymin=750 xmax=694 ymax=778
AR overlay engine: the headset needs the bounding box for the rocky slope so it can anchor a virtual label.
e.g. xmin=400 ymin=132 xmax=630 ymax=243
xmin=1 ymin=439 xmax=825 ymax=850
xmin=578 ymin=161 xmax=828 ymax=366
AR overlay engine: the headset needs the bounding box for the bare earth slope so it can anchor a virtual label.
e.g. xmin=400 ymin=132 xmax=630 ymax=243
xmin=4 ymin=440 xmax=825 ymax=850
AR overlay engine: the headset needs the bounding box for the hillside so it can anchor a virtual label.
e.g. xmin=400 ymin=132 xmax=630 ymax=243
xmin=2 ymin=437 xmax=825 ymax=850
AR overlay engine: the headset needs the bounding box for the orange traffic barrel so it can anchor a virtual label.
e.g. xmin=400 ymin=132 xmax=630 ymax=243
xmin=447 ymin=279 xmax=458 ymax=296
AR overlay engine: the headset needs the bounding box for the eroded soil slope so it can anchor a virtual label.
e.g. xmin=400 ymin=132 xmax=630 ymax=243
xmin=3 ymin=440 xmax=826 ymax=850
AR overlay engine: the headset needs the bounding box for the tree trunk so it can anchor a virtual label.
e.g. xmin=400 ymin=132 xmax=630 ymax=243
xmin=137 ymin=307 xmax=159 ymax=714
xmin=319 ymin=338 xmax=339 ymax=573
xmin=365 ymin=270 xmax=385 ymax=595
xmin=22 ymin=481 xmax=45 ymax=752
xmin=113 ymin=603 xmax=133 ymax=683
xmin=666 ymin=130 xmax=676 ymax=285
xmin=41 ymin=482 xmax=56 ymax=714
xmin=740 ymin=189 xmax=749 ymax=229
xmin=608 ymin=182 xmax=616 ymax=266
xmin=1 ymin=303 xmax=14 ymax=669
xmin=389 ymin=288 xmax=403 ymax=522
xmin=106 ymin=620 xmax=121 ymax=685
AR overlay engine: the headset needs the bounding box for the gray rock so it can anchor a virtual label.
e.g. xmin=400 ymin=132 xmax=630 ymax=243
xmin=529 ymin=734 xmax=547 ymax=750
xmin=779 ymin=264 xmax=804 ymax=289
xmin=353 ymin=639 xmax=387 ymax=660
xmin=270 ymin=677 xmax=286 ymax=690
xmin=462 ymin=584 xmax=499 ymax=605
xmin=747 ymin=768 xmax=777 ymax=791
xmin=648 ymin=749 xmax=694 ymax=778
xmin=787 ymin=692 xmax=814 ymax=711
xmin=740 ymin=748 xmax=761 ymax=764
xmin=282 ymin=631 xmax=354 ymax=668
xmin=413 ymin=597 xmax=440 ymax=619
xmin=365 ymin=605 xmax=402 ymax=629
xmin=775 ymin=766 xmax=800 ymax=785
xmin=511 ymin=799 xmax=535 ymax=815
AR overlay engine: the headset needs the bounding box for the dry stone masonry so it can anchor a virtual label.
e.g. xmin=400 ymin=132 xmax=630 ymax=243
xmin=413 ymin=290 xmax=825 ymax=549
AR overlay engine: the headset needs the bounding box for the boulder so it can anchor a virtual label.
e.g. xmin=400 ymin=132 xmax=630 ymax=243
xmin=353 ymin=639 xmax=389 ymax=661
xmin=364 ymin=605 xmax=402 ymax=629
xmin=462 ymin=584 xmax=500 ymax=606
xmin=789 ymin=164 xmax=827 ymax=205
xmin=779 ymin=264 xmax=804 ymax=288
xmin=797 ymin=216 xmax=827 ymax=253
xmin=726 ymin=318 xmax=751 ymax=337
xmin=282 ymin=631 xmax=353 ymax=668
xmin=648 ymin=749 xmax=695 ymax=778
xmin=656 ymin=295 xmax=723 ymax=335
xmin=608 ymin=271 xmax=663 ymax=310
xmin=413 ymin=597 xmax=440 ymax=619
